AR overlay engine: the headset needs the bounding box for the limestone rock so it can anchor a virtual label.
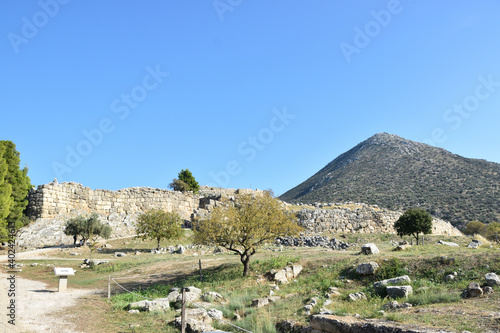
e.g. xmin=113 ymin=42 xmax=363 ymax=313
xmin=144 ymin=300 xmax=169 ymax=312
xmin=437 ymin=240 xmax=459 ymax=247
xmin=268 ymin=264 xmax=303 ymax=284
xmin=348 ymin=292 xmax=366 ymax=301
xmin=485 ymin=273 xmax=500 ymax=286
xmin=114 ymin=252 xmax=126 ymax=257
xmin=467 ymin=282 xmax=483 ymax=298
xmin=361 ymin=243 xmax=380 ymax=255
xmin=202 ymin=291 xmax=223 ymax=302
xmin=252 ymin=298 xmax=269 ymax=308
xmin=356 ymin=262 xmax=379 ymax=275
xmin=387 ymin=285 xmax=413 ymax=298
xmin=373 ymin=275 xmax=411 ymax=290
xmin=207 ymin=308 xmax=223 ymax=320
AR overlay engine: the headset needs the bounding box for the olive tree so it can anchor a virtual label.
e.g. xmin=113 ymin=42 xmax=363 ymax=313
xmin=64 ymin=212 xmax=112 ymax=245
xmin=394 ymin=208 xmax=432 ymax=245
xmin=135 ymin=209 xmax=184 ymax=249
xmin=193 ymin=193 xmax=302 ymax=276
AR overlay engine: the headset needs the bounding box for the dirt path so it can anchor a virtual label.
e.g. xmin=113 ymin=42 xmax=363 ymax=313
xmin=0 ymin=271 xmax=98 ymax=333
xmin=0 ymin=247 xmax=100 ymax=332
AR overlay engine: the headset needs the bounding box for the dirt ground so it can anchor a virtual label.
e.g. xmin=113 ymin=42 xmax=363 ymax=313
xmin=0 ymin=248 xmax=98 ymax=333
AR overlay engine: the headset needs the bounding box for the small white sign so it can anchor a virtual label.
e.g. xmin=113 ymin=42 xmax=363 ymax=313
xmin=54 ymin=267 xmax=75 ymax=276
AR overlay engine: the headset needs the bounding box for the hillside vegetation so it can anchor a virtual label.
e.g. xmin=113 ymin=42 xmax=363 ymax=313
xmin=280 ymin=133 xmax=500 ymax=228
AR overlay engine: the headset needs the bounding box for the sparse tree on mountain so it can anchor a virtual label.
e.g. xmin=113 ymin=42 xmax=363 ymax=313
xmin=394 ymin=208 xmax=433 ymax=245
xmin=193 ymin=193 xmax=302 ymax=276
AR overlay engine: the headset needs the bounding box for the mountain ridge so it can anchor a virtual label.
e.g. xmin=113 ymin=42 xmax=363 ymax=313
xmin=279 ymin=133 xmax=500 ymax=227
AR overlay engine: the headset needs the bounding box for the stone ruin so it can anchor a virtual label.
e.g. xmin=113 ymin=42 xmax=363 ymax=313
xmin=16 ymin=181 xmax=462 ymax=249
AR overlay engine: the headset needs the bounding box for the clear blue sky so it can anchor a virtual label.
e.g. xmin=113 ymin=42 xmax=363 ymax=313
xmin=1 ymin=1 xmax=500 ymax=196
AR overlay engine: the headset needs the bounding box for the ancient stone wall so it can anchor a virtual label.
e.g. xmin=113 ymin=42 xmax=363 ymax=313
xmin=26 ymin=181 xmax=198 ymax=220
xmin=18 ymin=182 xmax=461 ymax=249
xmin=295 ymin=207 xmax=462 ymax=236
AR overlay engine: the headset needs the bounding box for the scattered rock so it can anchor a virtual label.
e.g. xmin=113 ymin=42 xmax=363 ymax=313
xmin=374 ymin=275 xmax=411 ymax=290
xmin=202 ymin=291 xmax=224 ymax=302
xmin=387 ymin=286 xmax=413 ymax=299
xmin=348 ymin=292 xmax=366 ymax=301
xmin=128 ymin=309 xmax=139 ymax=314
xmin=395 ymin=244 xmax=412 ymax=251
xmin=207 ymin=308 xmax=223 ymax=320
xmin=467 ymin=242 xmax=479 ymax=249
xmin=361 ymin=243 xmax=380 ymax=255
xmin=275 ymin=236 xmax=350 ymax=250
xmin=467 ymin=282 xmax=483 ymax=298
xmin=444 ymin=274 xmax=455 ymax=282
xmin=437 ymin=240 xmax=459 ymax=247
xmin=144 ymin=300 xmax=169 ymax=312
xmin=177 ymin=245 xmax=185 ymax=254
xmin=383 ymin=301 xmax=413 ymax=310
xmin=252 ymin=298 xmax=269 ymax=308
xmin=356 ymin=262 xmax=379 ymax=275
xmin=267 ymin=265 xmax=303 ymax=284
xmin=485 ymin=273 xmax=500 ymax=286
xmin=484 ymin=286 xmax=494 ymax=295
xmin=114 ymin=252 xmax=126 ymax=257
xmin=277 ymin=320 xmax=299 ymax=333
xmin=310 ymin=314 xmax=455 ymax=333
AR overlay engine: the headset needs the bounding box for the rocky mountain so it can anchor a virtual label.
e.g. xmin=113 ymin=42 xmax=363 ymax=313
xmin=280 ymin=133 xmax=500 ymax=227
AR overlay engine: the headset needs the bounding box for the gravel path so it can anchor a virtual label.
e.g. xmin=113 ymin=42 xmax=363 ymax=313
xmin=0 ymin=248 xmax=98 ymax=332
xmin=0 ymin=271 xmax=98 ymax=333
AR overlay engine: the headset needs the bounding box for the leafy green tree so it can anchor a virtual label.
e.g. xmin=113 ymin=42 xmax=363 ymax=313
xmin=0 ymin=141 xmax=32 ymax=241
xmin=193 ymin=193 xmax=302 ymax=276
xmin=0 ymin=147 xmax=13 ymax=240
xmin=483 ymin=222 xmax=500 ymax=242
xmin=63 ymin=212 xmax=112 ymax=245
xmin=463 ymin=220 xmax=486 ymax=235
xmin=135 ymin=209 xmax=184 ymax=249
xmin=394 ymin=208 xmax=433 ymax=245
xmin=170 ymin=169 xmax=199 ymax=193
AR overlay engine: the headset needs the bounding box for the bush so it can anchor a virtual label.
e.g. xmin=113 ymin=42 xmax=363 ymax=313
xmin=375 ymin=258 xmax=407 ymax=280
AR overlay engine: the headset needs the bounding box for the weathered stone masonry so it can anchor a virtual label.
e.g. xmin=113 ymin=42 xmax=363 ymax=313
xmin=295 ymin=207 xmax=462 ymax=236
xmin=18 ymin=181 xmax=461 ymax=249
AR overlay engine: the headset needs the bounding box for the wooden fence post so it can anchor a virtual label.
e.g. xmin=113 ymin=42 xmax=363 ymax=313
xmin=181 ymin=287 xmax=186 ymax=333
xmin=199 ymin=259 xmax=202 ymax=282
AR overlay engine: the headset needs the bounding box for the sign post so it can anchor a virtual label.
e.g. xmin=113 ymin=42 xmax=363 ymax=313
xmin=54 ymin=267 xmax=75 ymax=292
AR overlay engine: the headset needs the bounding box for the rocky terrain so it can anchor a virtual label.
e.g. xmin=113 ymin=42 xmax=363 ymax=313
xmin=280 ymin=133 xmax=500 ymax=227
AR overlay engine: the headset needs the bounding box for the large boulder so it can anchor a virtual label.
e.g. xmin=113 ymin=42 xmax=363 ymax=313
xmin=144 ymin=300 xmax=170 ymax=312
xmin=386 ymin=286 xmax=413 ymax=299
xmin=467 ymin=282 xmax=483 ymax=298
xmin=356 ymin=262 xmax=379 ymax=275
xmin=373 ymin=275 xmax=411 ymax=290
xmin=485 ymin=273 xmax=500 ymax=286
xmin=361 ymin=243 xmax=380 ymax=255
xmin=268 ymin=265 xmax=302 ymax=284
